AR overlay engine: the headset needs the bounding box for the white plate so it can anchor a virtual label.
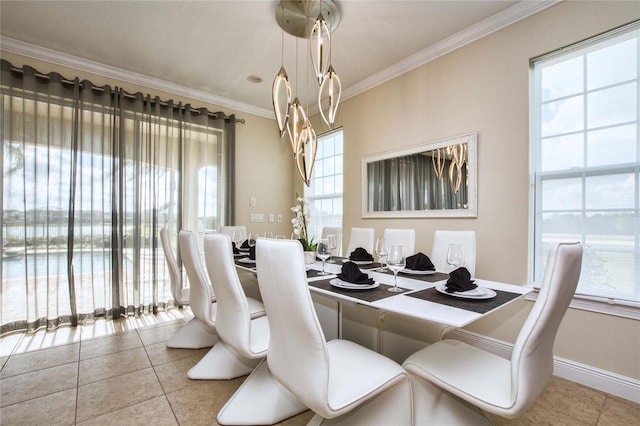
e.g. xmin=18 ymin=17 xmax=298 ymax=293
xmin=238 ymin=258 xmax=256 ymax=264
xmin=238 ymin=247 xmax=251 ymax=252
xmin=348 ymin=260 xmax=373 ymax=265
xmin=401 ymin=268 xmax=436 ymax=276
xmin=435 ymin=284 xmax=496 ymax=299
xmin=234 ymin=253 xmax=247 ymax=258
xmin=330 ymin=278 xmax=379 ymax=290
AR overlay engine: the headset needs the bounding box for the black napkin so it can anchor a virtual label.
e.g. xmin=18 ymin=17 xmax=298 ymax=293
xmin=445 ymin=267 xmax=477 ymax=293
xmin=240 ymin=239 xmax=251 ymax=249
xmin=249 ymin=246 xmax=256 ymax=260
xmin=405 ymin=252 xmax=435 ymax=271
xmin=349 ymin=247 xmax=374 ymax=262
xmin=337 ymin=261 xmax=375 ymax=285
xmin=232 ymin=242 xmax=240 ymax=255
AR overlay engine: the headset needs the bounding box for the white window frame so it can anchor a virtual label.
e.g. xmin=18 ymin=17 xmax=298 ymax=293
xmin=305 ymin=128 xmax=343 ymax=238
xmin=529 ymin=21 xmax=640 ymax=320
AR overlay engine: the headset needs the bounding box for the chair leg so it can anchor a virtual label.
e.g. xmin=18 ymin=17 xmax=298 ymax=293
xmin=309 ymin=377 xmax=413 ymax=426
xmin=165 ymin=317 xmax=218 ymax=349
xmin=217 ymin=359 xmax=308 ymax=425
xmin=187 ymin=340 xmax=261 ymax=380
xmin=407 ymin=374 xmax=491 ymax=425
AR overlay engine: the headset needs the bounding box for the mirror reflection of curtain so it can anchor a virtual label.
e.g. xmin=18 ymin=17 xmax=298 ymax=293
xmin=367 ymin=153 xmax=467 ymax=212
xmin=1 ymin=60 xmax=234 ymax=333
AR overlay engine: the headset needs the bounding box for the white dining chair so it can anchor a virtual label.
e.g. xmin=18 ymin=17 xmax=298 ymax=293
xmin=430 ymin=230 xmax=476 ymax=276
xmin=220 ymin=225 xmax=247 ymax=241
xmin=256 ymin=238 xmax=413 ymax=425
xmin=321 ymin=226 xmax=342 ymax=256
xmin=383 ymin=228 xmax=416 ymax=257
xmin=205 ymin=233 xmax=306 ymax=425
xmin=179 ymin=230 xmax=266 ymax=380
xmin=161 ymin=228 xmax=218 ymax=349
xmin=345 ymin=227 xmax=375 ymax=255
xmin=403 ymin=242 xmax=583 ymax=424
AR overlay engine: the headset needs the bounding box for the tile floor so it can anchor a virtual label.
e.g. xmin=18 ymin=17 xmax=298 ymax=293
xmin=0 ymin=308 xmax=638 ymax=425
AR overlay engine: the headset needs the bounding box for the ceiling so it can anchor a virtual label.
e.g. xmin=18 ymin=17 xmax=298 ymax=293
xmin=0 ymin=1 xmax=556 ymax=118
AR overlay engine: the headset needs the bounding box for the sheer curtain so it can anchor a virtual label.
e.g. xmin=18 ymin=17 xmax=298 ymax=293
xmin=1 ymin=60 xmax=234 ymax=333
xmin=367 ymin=154 xmax=468 ymax=212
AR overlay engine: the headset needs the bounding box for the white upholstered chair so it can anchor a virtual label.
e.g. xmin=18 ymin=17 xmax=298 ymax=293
xmin=345 ymin=227 xmax=375 ymax=255
xmin=383 ymin=228 xmax=416 ymax=257
xmin=256 ymin=238 xmax=413 ymax=425
xmin=220 ymin=225 xmax=247 ymax=241
xmin=161 ymin=228 xmax=217 ymax=349
xmin=321 ymin=226 xmax=342 ymax=256
xmin=430 ymin=230 xmax=476 ymax=276
xmin=205 ymin=233 xmax=306 ymax=424
xmin=179 ymin=230 xmax=265 ymax=379
xmin=403 ymin=242 xmax=583 ymax=424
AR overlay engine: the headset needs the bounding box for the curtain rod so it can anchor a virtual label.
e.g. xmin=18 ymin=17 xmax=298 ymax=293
xmin=6 ymin=63 xmax=246 ymax=124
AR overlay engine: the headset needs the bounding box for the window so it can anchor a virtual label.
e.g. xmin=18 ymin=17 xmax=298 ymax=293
xmin=305 ymin=129 xmax=343 ymax=236
xmin=530 ymin=22 xmax=639 ymax=310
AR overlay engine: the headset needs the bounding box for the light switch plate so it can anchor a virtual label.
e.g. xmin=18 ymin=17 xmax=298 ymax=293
xmin=250 ymin=213 xmax=264 ymax=223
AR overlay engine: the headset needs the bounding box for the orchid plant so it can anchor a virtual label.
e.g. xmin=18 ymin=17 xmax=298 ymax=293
xmin=291 ymin=194 xmax=317 ymax=251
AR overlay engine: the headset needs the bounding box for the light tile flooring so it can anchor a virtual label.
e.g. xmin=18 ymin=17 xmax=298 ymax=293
xmin=1 ymin=309 xmax=638 ymax=425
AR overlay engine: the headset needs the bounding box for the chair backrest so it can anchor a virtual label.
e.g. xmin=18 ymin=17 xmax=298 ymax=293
xmin=160 ymin=228 xmax=184 ymax=304
xmin=430 ymin=230 xmax=476 ymax=276
xmin=179 ymin=230 xmax=215 ymax=328
xmin=345 ymin=227 xmax=375 ymax=254
xmin=321 ymin=226 xmax=342 ymax=256
xmin=220 ymin=225 xmax=247 ymax=240
xmin=383 ymin=228 xmax=416 ymax=257
xmin=203 ymin=233 xmax=253 ymax=355
xmin=256 ymin=238 xmax=330 ymax=412
xmin=510 ymin=242 xmax=582 ymax=414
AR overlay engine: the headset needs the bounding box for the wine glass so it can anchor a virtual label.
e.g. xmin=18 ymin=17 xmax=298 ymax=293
xmin=247 ymin=233 xmax=256 ymax=248
xmin=316 ymin=239 xmax=332 ymax=275
xmin=232 ymin=230 xmax=245 ymax=252
xmin=386 ymin=245 xmax=406 ymax=293
xmin=375 ymin=238 xmax=389 ymax=272
xmin=263 ymin=231 xmax=274 ymax=239
xmin=446 ymin=243 xmax=465 ymax=271
xmin=326 ymin=234 xmax=337 ymax=263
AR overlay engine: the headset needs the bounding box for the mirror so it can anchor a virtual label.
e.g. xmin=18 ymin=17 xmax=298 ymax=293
xmin=362 ymin=133 xmax=477 ymax=218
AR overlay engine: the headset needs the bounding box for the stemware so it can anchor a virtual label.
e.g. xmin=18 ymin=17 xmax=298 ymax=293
xmin=375 ymin=238 xmax=389 ymax=272
xmin=386 ymin=245 xmax=406 ymax=293
xmin=326 ymin=234 xmax=337 ymax=263
xmin=247 ymin=233 xmax=256 ymax=248
xmin=446 ymin=243 xmax=465 ymax=271
xmin=232 ymin=230 xmax=245 ymax=251
xmin=316 ymin=238 xmax=332 ymax=275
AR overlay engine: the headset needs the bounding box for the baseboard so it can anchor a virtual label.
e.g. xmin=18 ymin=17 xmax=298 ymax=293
xmin=447 ymin=329 xmax=640 ymax=404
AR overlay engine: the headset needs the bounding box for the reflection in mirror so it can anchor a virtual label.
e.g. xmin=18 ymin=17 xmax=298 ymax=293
xmin=362 ymin=133 xmax=477 ymax=218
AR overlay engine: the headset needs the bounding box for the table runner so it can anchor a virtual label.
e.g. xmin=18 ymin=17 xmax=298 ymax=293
xmin=309 ymin=278 xmax=410 ymax=302
xmin=405 ymin=287 xmax=522 ymax=314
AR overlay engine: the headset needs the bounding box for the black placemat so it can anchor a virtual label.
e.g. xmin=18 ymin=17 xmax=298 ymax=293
xmin=377 ymin=269 xmax=449 ymax=283
xmin=309 ymin=278 xmax=409 ymax=302
xmin=404 ymin=287 xmax=522 ymax=314
xmin=306 ymin=269 xmax=335 ymax=279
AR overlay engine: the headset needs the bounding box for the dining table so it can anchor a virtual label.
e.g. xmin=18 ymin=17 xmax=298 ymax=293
xmin=234 ymin=253 xmax=532 ymax=344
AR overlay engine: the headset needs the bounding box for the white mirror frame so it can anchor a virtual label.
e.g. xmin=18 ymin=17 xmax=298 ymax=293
xmin=361 ymin=133 xmax=477 ymax=218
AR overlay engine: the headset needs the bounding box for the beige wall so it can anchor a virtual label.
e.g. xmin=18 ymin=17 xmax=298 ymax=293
xmin=0 ymin=51 xmax=295 ymax=237
xmin=326 ymin=1 xmax=640 ymax=379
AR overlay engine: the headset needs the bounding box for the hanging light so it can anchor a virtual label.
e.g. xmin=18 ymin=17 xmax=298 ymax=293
xmin=273 ymin=0 xmax=341 ymax=185
xmin=310 ymin=13 xmax=331 ymax=85
xmin=272 ymin=66 xmax=291 ymax=138
xmin=318 ymin=64 xmax=341 ymax=129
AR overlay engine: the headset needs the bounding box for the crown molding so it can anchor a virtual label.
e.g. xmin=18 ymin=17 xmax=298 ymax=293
xmin=1 ymin=0 xmax=559 ymax=120
xmin=0 ymin=37 xmax=275 ymax=119
xmin=342 ymin=0 xmax=561 ymax=101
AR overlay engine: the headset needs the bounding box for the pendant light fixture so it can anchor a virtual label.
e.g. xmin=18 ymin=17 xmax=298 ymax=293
xmin=273 ymin=0 xmax=341 ymax=186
